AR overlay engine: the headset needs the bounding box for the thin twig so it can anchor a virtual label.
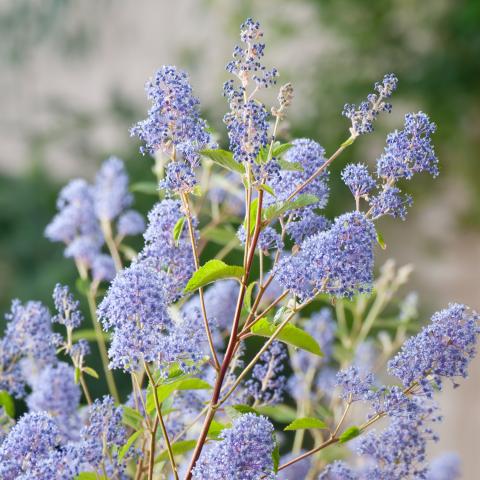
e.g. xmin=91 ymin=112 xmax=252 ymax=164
xmin=180 ymin=192 xmax=220 ymax=371
xmin=144 ymin=363 xmax=179 ymax=480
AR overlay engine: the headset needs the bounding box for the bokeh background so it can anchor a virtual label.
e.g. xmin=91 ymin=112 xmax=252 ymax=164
xmin=0 ymin=0 xmax=479 ymax=476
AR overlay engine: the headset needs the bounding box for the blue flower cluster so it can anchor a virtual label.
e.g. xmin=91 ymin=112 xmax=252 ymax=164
xmin=388 ymin=303 xmax=479 ymax=394
xmin=52 ymin=283 xmax=83 ymax=329
xmin=340 ymin=111 xmax=438 ymax=220
xmin=45 ymin=157 xmax=144 ymax=277
xmin=192 ymin=413 xmax=277 ymax=479
xmin=0 ymin=300 xmax=56 ymax=397
xmin=223 ymin=19 xmax=277 ymax=170
xmin=98 ymin=261 xmax=205 ymax=373
xmin=244 ymin=341 xmax=287 ymax=405
xmin=93 ymin=156 xmax=133 ymax=221
xmin=26 ymin=362 xmax=82 ymax=442
xmin=80 ymin=396 xmax=129 ymax=477
xmin=342 ymin=73 xmax=398 ymax=136
xmin=131 ymin=65 xmax=214 ymax=192
xmin=0 ymin=412 xmax=80 ymax=480
xmin=139 ymin=199 xmax=196 ymax=303
xmin=277 ymin=212 xmax=376 ymax=299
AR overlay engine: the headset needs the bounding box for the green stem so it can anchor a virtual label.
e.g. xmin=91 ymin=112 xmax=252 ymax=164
xmin=144 ymin=363 xmax=179 ymax=480
xmin=101 ymin=219 xmax=123 ymax=271
xmin=86 ymin=286 xmax=120 ymax=402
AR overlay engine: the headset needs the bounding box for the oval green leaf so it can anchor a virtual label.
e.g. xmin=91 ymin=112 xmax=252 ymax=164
xmin=0 ymin=391 xmax=15 ymax=418
xmin=338 ymin=426 xmax=361 ymax=443
xmin=184 ymin=259 xmax=244 ymax=293
xmin=251 ymin=318 xmax=323 ymax=356
xmin=284 ymin=417 xmax=328 ymax=431
xmin=155 ymin=440 xmax=197 ymax=463
xmin=201 ymin=149 xmax=245 ymax=174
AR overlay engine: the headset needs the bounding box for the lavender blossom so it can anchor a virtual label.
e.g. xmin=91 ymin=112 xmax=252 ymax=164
xmin=388 ymin=303 xmax=479 ymax=395
xmin=45 ymin=179 xmax=99 ymax=244
xmin=192 ymin=413 xmax=276 ymax=479
xmin=237 ymin=225 xmax=283 ymax=252
xmin=357 ymin=408 xmax=440 ymax=479
xmin=80 ymin=396 xmax=128 ymax=477
xmin=64 ymin=235 xmax=103 ymax=267
xmin=318 ymin=461 xmax=358 ymax=480
xmin=117 ymin=209 xmax=145 ymax=237
xmin=92 ymin=253 xmax=116 ymax=283
xmin=377 ymin=112 xmax=438 ymax=180
xmin=286 ymin=207 xmax=330 ymax=245
xmin=336 ymin=365 xmax=374 ymax=402
xmin=0 ymin=412 xmax=79 ymax=480
xmin=98 ymin=262 xmax=204 ymax=373
xmin=342 ymin=73 xmax=398 ymax=136
xmin=26 ymin=362 xmax=82 ymax=441
xmin=93 ymin=156 xmax=132 ymax=221
xmin=45 ymin=179 xmax=103 ymax=265
xmin=163 ymin=160 xmax=198 ymax=193
xmin=267 ymin=138 xmax=329 ymax=208
xmin=139 ymin=199 xmax=196 ymax=302
xmin=52 ymin=283 xmax=83 ymax=329
xmin=223 ymin=18 xmax=277 ymax=168
xmin=341 ymin=163 xmax=376 ymax=198
xmin=277 ymin=212 xmax=376 ymax=300
xmin=369 ymin=185 xmax=412 ymax=220
xmin=3 ymin=299 xmax=56 ymax=366
xmin=131 ymin=65 xmax=213 ymax=192
xmin=244 ymin=341 xmax=287 ymax=405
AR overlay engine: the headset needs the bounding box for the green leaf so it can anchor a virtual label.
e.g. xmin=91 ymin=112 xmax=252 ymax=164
xmin=338 ymin=426 xmax=361 ymax=443
xmin=277 ymin=158 xmax=304 ymax=171
xmin=207 ymin=420 xmax=229 ymax=439
xmin=272 ymin=437 xmax=280 ymax=472
xmin=201 ymin=149 xmax=245 ymax=174
xmin=191 ymin=185 xmax=202 ymax=196
xmin=226 ymin=404 xmax=259 ymax=419
xmin=376 ymin=229 xmax=387 ymax=250
xmin=119 ymin=429 xmax=144 ymax=461
xmin=256 ymin=404 xmax=297 ymax=423
xmin=251 ymin=318 xmax=323 ymax=356
xmin=244 ymin=198 xmax=259 ymax=235
xmin=272 ymin=142 xmax=293 ymax=157
xmin=184 ymin=260 xmax=244 ymax=293
xmin=173 ymin=217 xmax=186 ymax=243
xmin=155 ymin=440 xmax=197 ymax=463
xmin=0 ymin=391 xmax=15 ymax=418
xmin=122 ymin=406 xmax=144 ymax=430
xmin=146 ymin=378 xmax=212 ymax=414
xmin=340 ymin=136 xmax=355 ymax=148
xmin=83 ymin=367 xmax=99 ymax=379
xmin=255 ymin=145 xmax=269 ymax=164
xmin=263 ymin=194 xmax=319 ymax=222
xmin=76 ymin=473 xmax=105 ymax=480
xmin=259 ymin=184 xmax=275 ymax=197
xmin=284 ymin=417 xmax=328 ymax=431
xmin=74 ymin=366 xmax=80 ymax=384
xmin=130 ymin=181 xmax=159 ymax=195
